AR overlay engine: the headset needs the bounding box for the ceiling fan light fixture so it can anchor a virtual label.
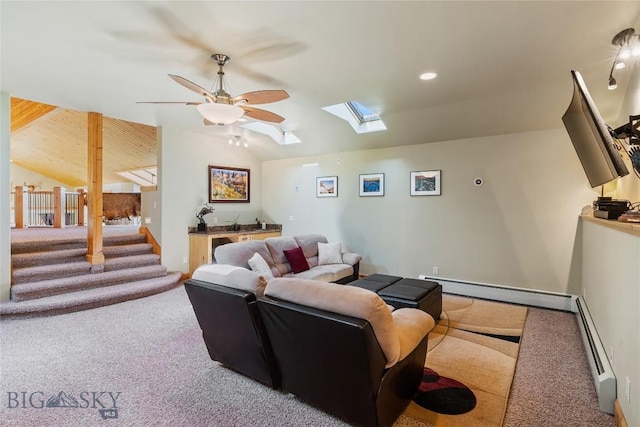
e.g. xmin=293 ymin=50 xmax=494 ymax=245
xmin=197 ymin=103 xmax=244 ymax=126
xmin=608 ymin=75 xmax=617 ymax=90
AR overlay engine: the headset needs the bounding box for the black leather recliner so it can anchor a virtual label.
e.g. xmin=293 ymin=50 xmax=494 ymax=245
xmin=258 ymin=278 xmax=434 ymax=427
xmin=183 ymin=278 xmax=280 ymax=389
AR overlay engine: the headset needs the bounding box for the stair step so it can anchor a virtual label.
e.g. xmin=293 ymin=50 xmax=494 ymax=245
xmin=12 ymin=261 xmax=92 ymax=285
xmin=0 ymin=273 xmax=183 ymax=319
xmin=11 ymin=233 xmax=147 ymax=254
xmin=11 ymin=248 xmax=88 ymax=268
xmin=11 ymin=239 xmax=86 ymax=254
xmin=11 ymin=265 xmax=168 ymax=302
xmin=104 ymin=254 xmax=160 ymax=271
xmin=102 ymin=243 xmax=153 ymax=258
xmin=103 ymin=233 xmax=147 ymax=246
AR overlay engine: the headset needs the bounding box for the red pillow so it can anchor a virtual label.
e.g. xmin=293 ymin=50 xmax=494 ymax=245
xmin=283 ymin=246 xmax=310 ymax=274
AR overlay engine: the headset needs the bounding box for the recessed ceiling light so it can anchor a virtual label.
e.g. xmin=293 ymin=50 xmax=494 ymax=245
xmin=419 ymin=72 xmax=438 ymax=81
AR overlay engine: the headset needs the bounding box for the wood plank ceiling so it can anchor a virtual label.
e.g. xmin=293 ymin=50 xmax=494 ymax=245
xmin=10 ymin=98 xmax=157 ymax=188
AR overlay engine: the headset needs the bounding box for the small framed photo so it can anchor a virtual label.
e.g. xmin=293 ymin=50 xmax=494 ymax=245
xmin=359 ymin=173 xmax=385 ymax=197
xmin=410 ymin=170 xmax=441 ymax=196
xmin=316 ymin=176 xmax=338 ymax=198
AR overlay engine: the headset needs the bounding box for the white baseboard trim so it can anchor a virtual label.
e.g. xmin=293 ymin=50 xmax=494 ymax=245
xmin=574 ymin=296 xmax=616 ymax=414
xmin=417 ymin=275 xmax=575 ymax=312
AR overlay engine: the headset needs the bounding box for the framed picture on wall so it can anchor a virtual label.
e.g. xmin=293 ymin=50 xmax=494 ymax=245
xmin=359 ymin=173 xmax=384 ymax=197
xmin=410 ymin=170 xmax=441 ymax=196
xmin=209 ymin=165 xmax=250 ymax=203
xmin=316 ymin=176 xmax=338 ymax=198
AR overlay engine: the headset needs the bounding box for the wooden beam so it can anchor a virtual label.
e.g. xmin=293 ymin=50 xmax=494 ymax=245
xmin=52 ymin=187 xmax=65 ymax=228
xmin=86 ymin=112 xmax=104 ymax=266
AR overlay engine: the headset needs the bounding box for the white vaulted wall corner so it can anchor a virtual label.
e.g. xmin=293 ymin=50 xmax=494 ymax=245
xmin=157 ymin=126 xmax=264 ymax=273
xmin=262 ymin=129 xmax=595 ymax=294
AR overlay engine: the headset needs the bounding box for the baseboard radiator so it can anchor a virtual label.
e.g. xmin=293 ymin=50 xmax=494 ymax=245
xmin=418 ymin=276 xmax=616 ymax=414
xmin=417 ymin=275 xmax=574 ymax=311
xmin=575 ymin=296 xmax=616 ymax=414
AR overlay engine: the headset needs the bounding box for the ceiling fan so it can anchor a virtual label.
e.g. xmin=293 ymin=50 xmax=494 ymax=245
xmin=141 ymin=53 xmax=289 ymax=126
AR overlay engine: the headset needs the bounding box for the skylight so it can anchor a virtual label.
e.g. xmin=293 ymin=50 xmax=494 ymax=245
xmin=240 ymin=122 xmax=300 ymax=145
xmin=117 ymin=167 xmax=157 ymax=187
xmin=322 ymin=101 xmax=386 ymax=134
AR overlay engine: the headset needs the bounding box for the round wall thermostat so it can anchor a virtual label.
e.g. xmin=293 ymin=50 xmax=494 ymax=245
xmin=474 ymin=178 xmax=484 ymax=186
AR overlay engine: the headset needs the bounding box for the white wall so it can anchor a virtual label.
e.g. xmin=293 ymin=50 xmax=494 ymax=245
xmin=158 ymin=126 xmax=264 ymax=272
xmin=263 ymin=129 xmax=595 ymax=295
xmin=581 ymin=220 xmax=639 ymax=427
xmin=0 ymin=92 xmax=11 ymax=302
xmin=10 ymin=163 xmax=71 ymax=191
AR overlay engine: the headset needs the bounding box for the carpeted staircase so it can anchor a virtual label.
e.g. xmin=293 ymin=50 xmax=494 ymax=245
xmin=1 ymin=232 xmax=182 ymax=319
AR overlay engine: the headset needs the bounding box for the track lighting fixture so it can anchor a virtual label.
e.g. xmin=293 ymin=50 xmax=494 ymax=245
xmin=227 ymin=135 xmax=248 ymax=148
xmin=608 ymin=28 xmax=639 ymax=90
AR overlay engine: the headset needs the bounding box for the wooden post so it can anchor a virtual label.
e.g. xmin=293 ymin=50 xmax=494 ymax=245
xmin=14 ymin=186 xmax=26 ymax=228
xmin=77 ymin=189 xmax=86 ymax=226
xmin=86 ymin=112 xmax=104 ymax=267
xmin=53 ymin=186 xmax=65 ymax=228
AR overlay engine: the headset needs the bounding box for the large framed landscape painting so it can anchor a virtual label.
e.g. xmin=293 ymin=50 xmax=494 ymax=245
xmin=209 ymin=165 xmax=250 ymax=203
xmin=410 ymin=170 xmax=441 ymax=196
xmin=316 ymin=176 xmax=338 ymax=198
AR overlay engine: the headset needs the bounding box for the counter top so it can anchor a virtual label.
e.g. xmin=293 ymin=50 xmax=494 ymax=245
xmin=580 ymin=215 xmax=640 ymax=237
xmin=187 ymin=224 xmax=282 ymax=235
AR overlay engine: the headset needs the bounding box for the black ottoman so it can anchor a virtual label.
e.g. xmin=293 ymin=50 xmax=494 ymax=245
xmin=348 ymin=274 xmax=402 ymax=292
xmin=378 ymin=278 xmax=442 ymax=320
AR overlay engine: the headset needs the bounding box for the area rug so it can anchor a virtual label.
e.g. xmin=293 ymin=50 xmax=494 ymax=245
xmin=401 ymin=294 xmax=528 ymax=427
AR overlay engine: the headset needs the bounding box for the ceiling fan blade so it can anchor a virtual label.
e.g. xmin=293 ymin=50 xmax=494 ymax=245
xmin=136 ymin=101 xmax=201 ymax=105
xmin=240 ymin=106 xmax=285 ymax=123
xmin=168 ymin=74 xmax=215 ymax=100
xmin=233 ymin=90 xmax=289 ymax=105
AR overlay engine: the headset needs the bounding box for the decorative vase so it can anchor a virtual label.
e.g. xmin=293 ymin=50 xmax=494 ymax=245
xmin=197 ymin=222 xmax=207 ymax=232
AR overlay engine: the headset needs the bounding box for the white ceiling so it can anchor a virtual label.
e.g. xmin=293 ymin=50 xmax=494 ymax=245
xmin=2 ymin=1 xmax=639 ymax=161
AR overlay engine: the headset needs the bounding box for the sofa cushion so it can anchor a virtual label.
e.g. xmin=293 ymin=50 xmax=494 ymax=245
xmin=283 ymin=246 xmax=310 ymax=274
xmin=265 ymin=236 xmax=300 ymax=275
xmin=293 ymin=234 xmax=328 ymax=258
xmin=318 ymin=242 xmax=343 ymax=265
xmin=192 ymin=264 xmax=267 ymax=297
xmin=265 ymin=278 xmax=400 ymax=368
xmin=214 ymin=240 xmax=277 ymax=275
xmin=284 ymin=264 xmax=353 ymax=283
xmin=248 ymin=252 xmax=274 ymax=280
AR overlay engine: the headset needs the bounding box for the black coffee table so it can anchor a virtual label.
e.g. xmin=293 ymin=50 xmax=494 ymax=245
xmin=348 ymin=274 xmax=442 ymax=320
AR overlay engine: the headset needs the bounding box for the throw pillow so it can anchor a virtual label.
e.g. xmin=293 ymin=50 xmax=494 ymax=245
xmin=283 ymin=246 xmax=310 ymax=274
xmin=248 ymin=252 xmax=274 ymax=280
xmin=318 ymin=242 xmax=343 ymax=265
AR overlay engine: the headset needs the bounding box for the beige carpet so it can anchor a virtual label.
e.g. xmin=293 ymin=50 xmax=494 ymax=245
xmin=399 ymin=295 xmax=528 ymax=427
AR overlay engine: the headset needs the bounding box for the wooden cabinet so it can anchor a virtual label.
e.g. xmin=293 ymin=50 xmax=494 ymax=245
xmin=188 ymin=229 xmax=281 ymax=275
xmin=243 ymin=231 xmax=281 ymax=241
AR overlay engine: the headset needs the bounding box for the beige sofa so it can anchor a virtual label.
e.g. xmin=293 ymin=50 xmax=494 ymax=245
xmin=211 ymin=233 xmax=362 ymax=284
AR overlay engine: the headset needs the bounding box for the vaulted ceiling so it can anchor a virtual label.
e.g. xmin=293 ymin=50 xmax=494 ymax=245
xmin=10 ymin=98 xmax=156 ymax=187
xmin=2 ymin=1 xmax=640 ymax=172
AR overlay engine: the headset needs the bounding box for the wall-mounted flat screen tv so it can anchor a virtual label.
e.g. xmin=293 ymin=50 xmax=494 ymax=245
xmin=562 ymin=70 xmax=629 ymax=188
